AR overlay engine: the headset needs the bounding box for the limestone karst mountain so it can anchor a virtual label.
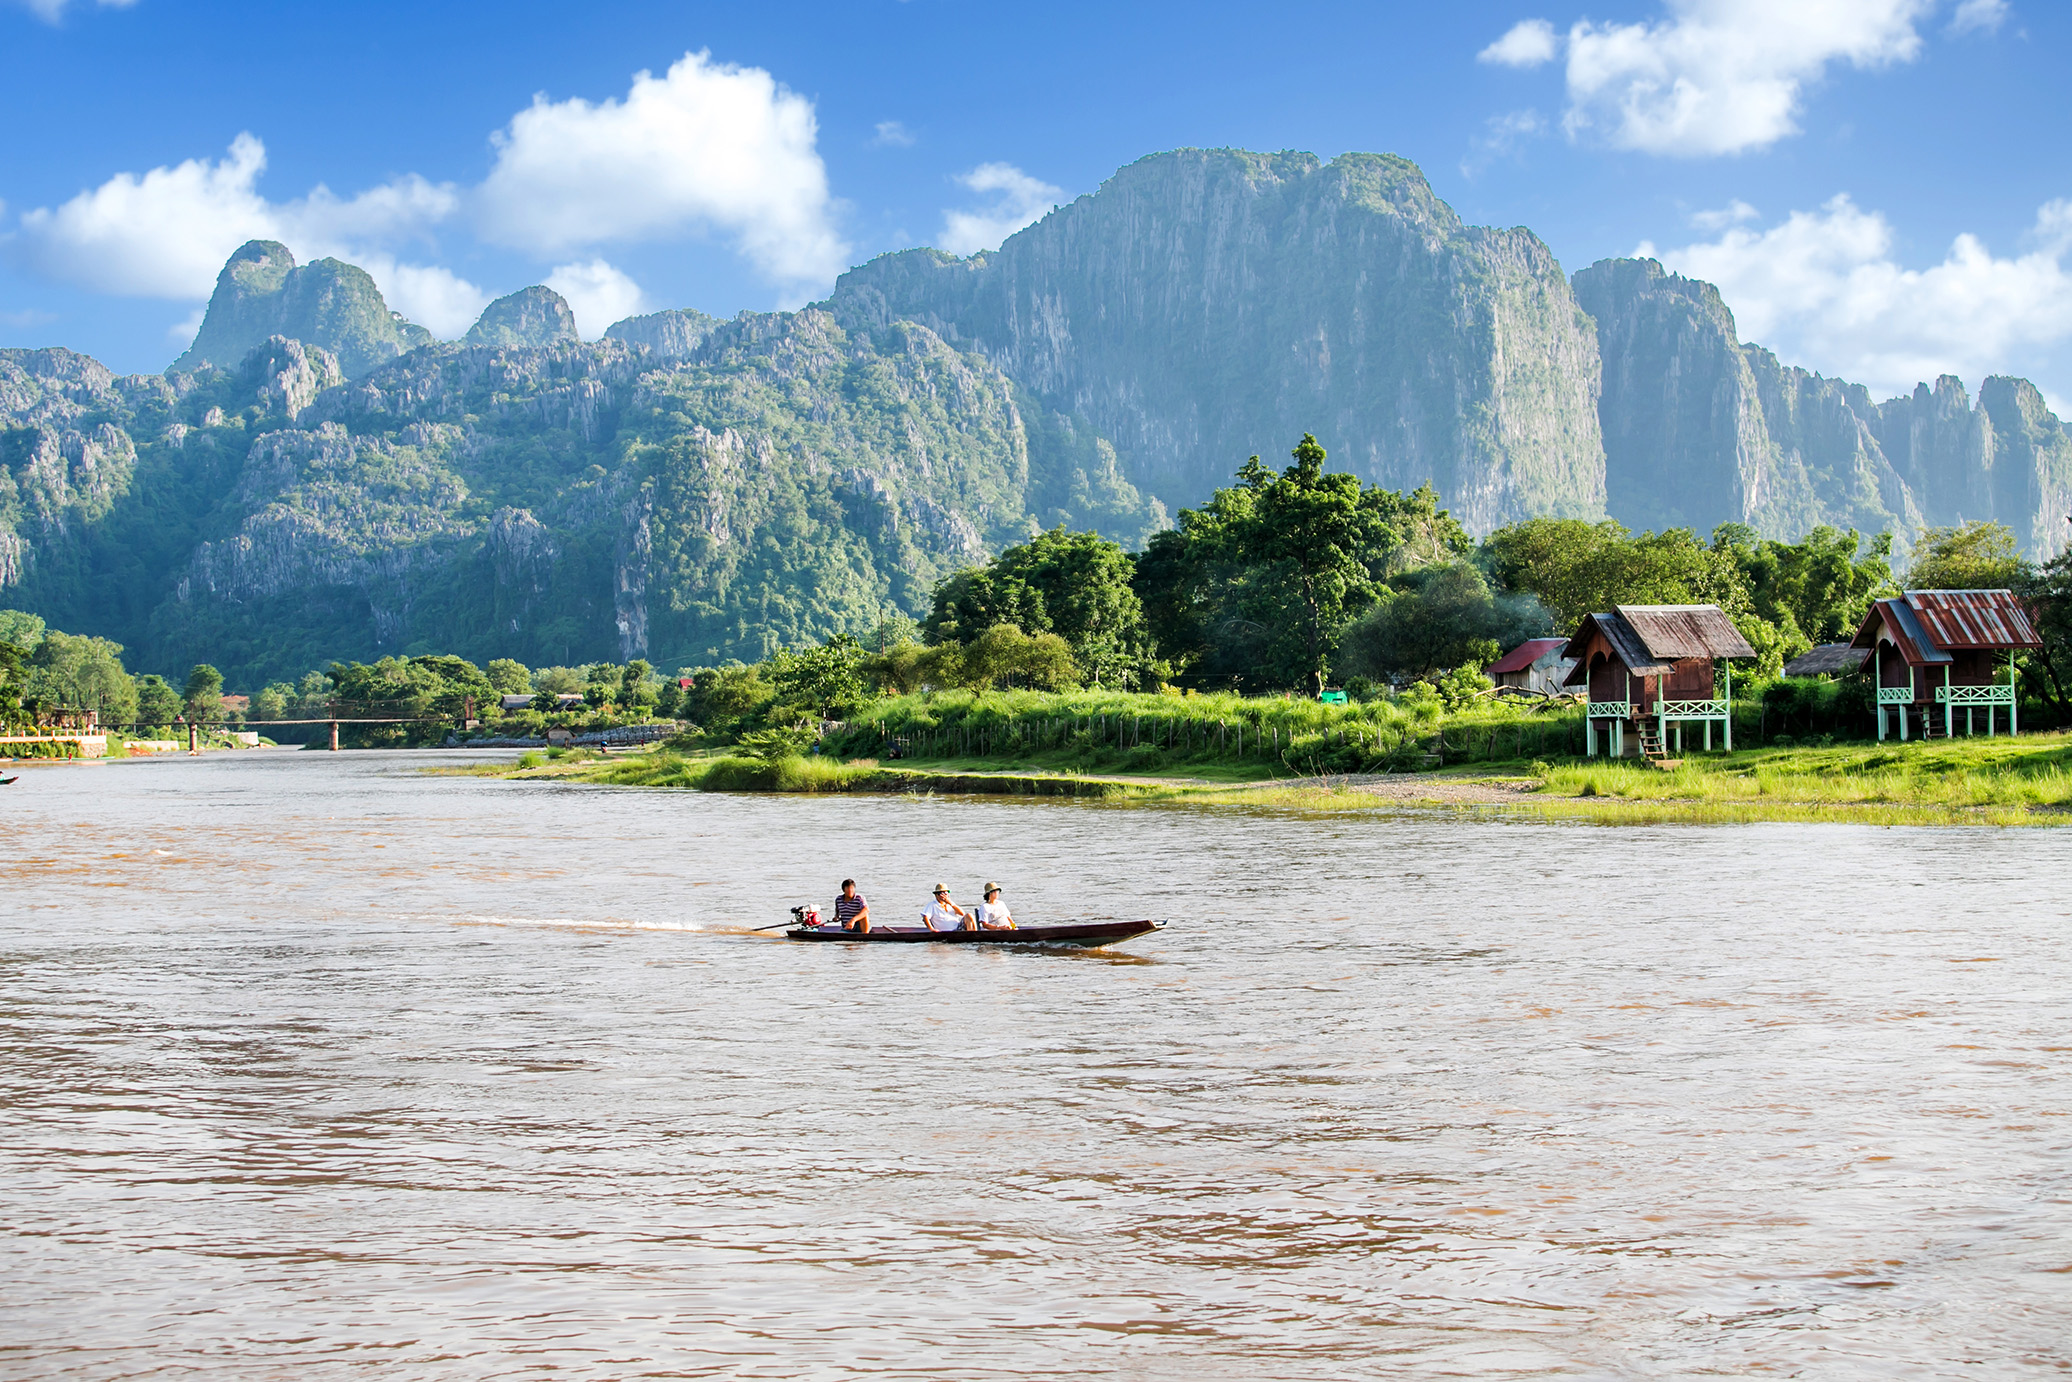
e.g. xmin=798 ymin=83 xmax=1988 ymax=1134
xmin=603 ymin=309 xmax=721 ymax=360
xmin=464 ymin=286 xmax=582 ymax=350
xmin=4 ymin=147 xmax=2069 ymax=686
xmin=169 ymin=241 xmax=433 ymax=379
xmin=1574 ymin=255 xmax=2072 ymax=557
xmin=830 ymin=149 xmax=1609 ymax=535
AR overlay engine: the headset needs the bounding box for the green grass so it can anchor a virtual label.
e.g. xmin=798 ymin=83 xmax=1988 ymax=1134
xmin=457 ymin=722 xmax=2072 ymax=828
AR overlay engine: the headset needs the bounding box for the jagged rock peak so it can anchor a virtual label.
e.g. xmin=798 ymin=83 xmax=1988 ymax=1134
xmin=830 ymin=145 xmax=1605 ymax=534
xmin=239 ymin=336 xmax=345 ymax=422
xmin=171 ymin=239 xmax=432 ymax=380
xmin=465 ymin=286 xmax=581 ymax=349
xmin=603 ymin=308 xmax=721 ymax=360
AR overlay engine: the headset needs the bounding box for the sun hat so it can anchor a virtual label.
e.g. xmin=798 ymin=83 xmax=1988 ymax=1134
xmin=982 ymin=881 xmax=1001 ymax=895
xmin=932 ymin=883 xmax=948 ymax=895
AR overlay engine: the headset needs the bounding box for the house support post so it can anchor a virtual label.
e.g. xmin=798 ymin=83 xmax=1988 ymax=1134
xmin=1945 ymin=667 xmax=1953 ymax=739
xmin=1586 ymin=718 xmax=1596 ymax=757
xmin=2010 ymin=651 xmax=2019 ymax=736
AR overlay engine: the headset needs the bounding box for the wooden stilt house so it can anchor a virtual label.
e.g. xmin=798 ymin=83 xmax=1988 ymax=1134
xmin=1561 ymin=606 xmax=1756 ymax=758
xmin=1848 ymin=590 xmax=2040 ymax=741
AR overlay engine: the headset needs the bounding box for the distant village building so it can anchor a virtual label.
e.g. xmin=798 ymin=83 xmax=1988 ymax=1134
xmin=1485 ymin=638 xmax=1572 ymax=694
xmin=1561 ymin=605 xmax=1756 ymax=757
xmin=1782 ymin=643 xmax=1867 ymax=678
xmin=1849 ymin=590 xmax=2040 ymax=740
xmin=500 ymin=694 xmax=536 ymax=711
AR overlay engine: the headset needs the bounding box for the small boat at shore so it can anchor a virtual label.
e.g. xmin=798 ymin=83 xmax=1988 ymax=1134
xmin=785 ymin=917 xmax=1164 ymax=947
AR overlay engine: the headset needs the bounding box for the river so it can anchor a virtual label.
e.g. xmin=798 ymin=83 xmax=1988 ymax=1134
xmin=2 ymin=750 xmax=2067 ymax=1378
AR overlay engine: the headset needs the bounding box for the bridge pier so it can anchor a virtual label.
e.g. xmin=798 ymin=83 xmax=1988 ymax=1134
xmin=329 ymin=720 xmax=340 ymax=752
xmin=187 ymin=722 xmax=200 ymax=756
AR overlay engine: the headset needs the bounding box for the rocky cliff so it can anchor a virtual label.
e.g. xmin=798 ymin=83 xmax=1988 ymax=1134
xmin=464 ymin=286 xmax=581 ymax=349
xmin=1576 ymin=256 xmax=2070 ymax=556
xmin=830 ymin=148 xmax=1608 ymax=534
xmin=171 ymin=240 xmax=434 ymax=379
xmin=3 ymin=301 xmax=1163 ymax=684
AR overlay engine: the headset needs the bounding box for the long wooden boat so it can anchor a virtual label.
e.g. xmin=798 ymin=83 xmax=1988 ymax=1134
xmin=785 ymin=918 xmax=1164 ymax=946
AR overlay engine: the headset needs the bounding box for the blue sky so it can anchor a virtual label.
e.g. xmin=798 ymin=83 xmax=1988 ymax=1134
xmin=3 ymin=0 xmax=2068 ymax=407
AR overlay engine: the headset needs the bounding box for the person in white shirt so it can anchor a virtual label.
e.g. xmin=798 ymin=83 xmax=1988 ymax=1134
xmin=921 ymin=884 xmax=973 ymax=932
xmin=973 ymin=883 xmax=1015 ymax=930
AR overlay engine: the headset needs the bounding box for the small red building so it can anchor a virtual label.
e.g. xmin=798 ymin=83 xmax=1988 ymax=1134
xmin=1485 ymin=637 xmax=1572 ymax=694
xmin=1561 ymin=605 xmax=1756 ymax=757
xmin=1848 ymin=590 xmax=2039 ymax=740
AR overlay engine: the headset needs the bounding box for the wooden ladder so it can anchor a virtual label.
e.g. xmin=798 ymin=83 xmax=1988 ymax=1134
xmin=1634 ymin=724 xmax=1679 ymax=769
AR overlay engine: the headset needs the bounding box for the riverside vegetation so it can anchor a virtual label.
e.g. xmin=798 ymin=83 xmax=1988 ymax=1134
xmin=13 ymin=436 xmax=2072 ymax=820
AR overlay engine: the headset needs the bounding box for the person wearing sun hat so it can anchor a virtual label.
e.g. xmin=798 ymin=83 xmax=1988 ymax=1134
xmin=973 ymin=882 xmax=1016 ymax=930
xmin=920 ymin=883 xmax=973 ymax=932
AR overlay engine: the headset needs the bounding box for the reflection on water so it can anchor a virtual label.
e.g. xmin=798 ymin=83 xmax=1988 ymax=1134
xmin=2 ymin=750 xmax=2068 ymax=1378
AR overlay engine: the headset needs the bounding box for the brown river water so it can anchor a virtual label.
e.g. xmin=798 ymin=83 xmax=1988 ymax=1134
xmin=2 ymin=750 xmax=2068 ymax=1379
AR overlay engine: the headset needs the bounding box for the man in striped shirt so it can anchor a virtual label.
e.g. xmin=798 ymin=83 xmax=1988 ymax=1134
xmin=834 ymin=879 xmax=870 ymax=933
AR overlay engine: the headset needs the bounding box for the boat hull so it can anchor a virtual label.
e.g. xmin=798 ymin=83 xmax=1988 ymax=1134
xmin=785 ymin=919 xmax=1164 ymax=946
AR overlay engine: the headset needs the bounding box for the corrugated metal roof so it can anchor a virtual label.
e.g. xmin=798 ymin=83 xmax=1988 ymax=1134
xmin=1782 ymin=643 xmax=1867 ymax=677
xmin=1615 ymin=605 xmax=1758 ymax=660
xmin=1903 ymin=590 xmax=2042 ymax=650
xmin=1851 ymin=598 xmax=1949 ymax=664
xmin=1486 ymin=637 xmax=1567 ymax=676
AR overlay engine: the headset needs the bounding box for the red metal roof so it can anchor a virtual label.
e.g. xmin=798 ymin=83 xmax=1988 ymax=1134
xmin=1852 ymin=590 xmax=2039 ymax=662
xmin=1903 ymin=590 xmax=2041 ymax=650
xmin=1486 ymin=637 xmax=1567 ymax=676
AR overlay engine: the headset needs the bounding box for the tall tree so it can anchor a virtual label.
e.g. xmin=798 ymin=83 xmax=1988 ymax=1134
xmin=1135 ymin=436 xmax=1465 ymax=691
xmin=926 ymin=527 xmax=1153 ymax=685
xmin=1903 ymin=521 xmax=2031 ymax=590
xmin=182 ymin=664 xmax=224 ymax=724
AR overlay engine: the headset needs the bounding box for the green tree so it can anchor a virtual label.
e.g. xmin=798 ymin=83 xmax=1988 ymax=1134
xmin=2018 ymin=548 xmax=2072 ymax=722
xmin=26 ymin=632 xmax=138 ymax=726
xmin=619 ymin=659 xmax=656 ymax=706
xmin=859 ymin=640 xmax=930 ymax=696
xmin=1720 ymin=525 xmax=1896 ymax=646
xmin=768 ymin=639 xmax=865 ymax=719
xmin=953 ymin=623 xmax=1081 ymax=693
xmin=182 ymin=663 xmax=224 ymax=724
xmin=0 ymin=609 xmax=46 ymax=652
xmin=532 ymin=665 xmax=586 ymax=695
xmin=135 ymin=674 xmax=182 ymax=730
xmin=485 ymin=658 xmax=531 ymax=694
xmin=1135 ymin=437 xmax=1464 ymax=690
xmin=926 ymin=527 xmax=1152 ymax=685
xmin=1903 ymin=521 xmax=2031 ymax=590
xmin=1341 ymin=563 xmax=1552 ymax=682
xmin=251 ymin=682 xmax=293 ymax=722
xmin=0 ymin=639 xmax=27 ymax=731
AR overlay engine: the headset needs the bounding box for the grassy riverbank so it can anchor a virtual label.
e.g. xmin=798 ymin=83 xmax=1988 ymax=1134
xmin=470 ymin=730 xmax=2072 ymax=826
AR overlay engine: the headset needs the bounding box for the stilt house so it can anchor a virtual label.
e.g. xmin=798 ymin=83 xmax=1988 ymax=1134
xmin=1848 ymin=590 xmax=2040 ymax=740
xmin=1561 ymin=606 xmax=1756 ymax=757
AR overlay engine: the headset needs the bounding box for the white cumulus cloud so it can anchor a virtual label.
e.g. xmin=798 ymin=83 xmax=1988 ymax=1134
xmin=475 ymin=50 xmax=848 ymax=289
xmin=1509 ymin=0 xmax=1938 ymax=156
xmin=9 ymin=132 xmax=473 ymax=328
xmin=938 ymin=163 xmax=1061 ymax=257
xmin=1479 ymin=19 xmax=1559 ymax=67
xmin=356 ymin=257 xmax=490 ymax=340
xmin=15 ymin=133 xmax=276 ymax=299
xmin=1641 ymin=193 xmax=2072 ymax=401
xmin=1688 ymin=198 xmax=1761 ymax=231
xmin=545 ymin=259 xmax=648 ymax=339
xmin=1948 ymin=0 xmax=2008 ymax=33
